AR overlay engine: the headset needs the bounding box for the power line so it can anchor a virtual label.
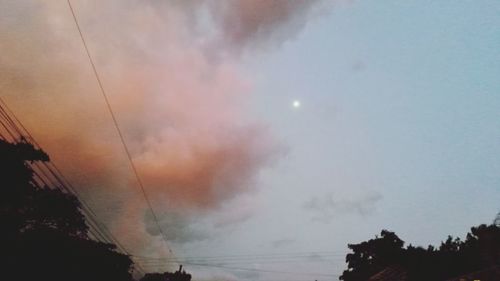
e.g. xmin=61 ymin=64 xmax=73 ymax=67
xmin=176 ymin=261 xmax=340 ymax=278
xmin=139 ymin=259 xmax=343 ymax=265
xmin=136 ymin=255 xmax=344 ymax=268
xmin=132 ymin=251 xmax=347 ymax=262
xmin=134 ymin=250 xmax=346 ymax=258
xmin=0 ymin=102 xmax=113 ymax=244
xmin=131 ymin=252 xmax=342 ymax=278
xmin=0 ymin=100 xmax=344 ymax=278
xmin=140 ymin=260 xmax=343 ymax=267
xmin=0 ymin=98 xmax=146 ymax=274
xmin=0 ymin=98 xmax=113 ymax=239
xmin=65 ymin=0 xmax=174 ymax=258
xmin=134 ymin=255 xmax=345 ymax=263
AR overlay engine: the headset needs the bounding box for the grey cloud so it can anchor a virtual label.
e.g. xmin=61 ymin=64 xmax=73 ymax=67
xmin=206 ymin=0 xmax=326 ymax=52
xmin=212 ymin=211 xmax=253 ymax=229
xmin=147 ymin=0 xmax=329 ymax=54
xmin=271 ymin=238 xmax=296 ymax=248
xmin=304 ymin=192 xmax=383 ymax=223
xmin=0 ymin=0 xmax=328 ymax=260
xmin=145 ymin=212 xmax=210 ymax=244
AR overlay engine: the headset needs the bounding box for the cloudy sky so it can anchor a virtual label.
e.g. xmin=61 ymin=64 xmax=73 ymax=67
xmin=1 ymin=0 xmax=499 ymax=280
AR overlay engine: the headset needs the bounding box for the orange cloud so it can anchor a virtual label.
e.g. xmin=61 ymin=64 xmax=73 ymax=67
xmin=0 ymin=0 xmax=321 ymax=262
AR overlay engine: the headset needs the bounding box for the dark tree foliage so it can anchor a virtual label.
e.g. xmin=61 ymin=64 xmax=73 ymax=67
xmin=340 ymin=225 xmax=500 ymax=281
xmin=340 ymin=230 xmax=405 ymax=281
xmin=0 ymin=139 xmax=134 ymax=281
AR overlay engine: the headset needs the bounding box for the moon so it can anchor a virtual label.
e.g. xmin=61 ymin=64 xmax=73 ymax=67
xmin=292 ymin=100 xmax=301 ymax=108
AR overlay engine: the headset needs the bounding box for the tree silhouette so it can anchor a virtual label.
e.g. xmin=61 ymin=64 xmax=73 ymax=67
xmin=340 ymin=224 xmax=500 ymax=280
xmin=341 ymin=230 xmax=405 ymax=281
xmin=0 ymin=139 xmax=134 ymax=281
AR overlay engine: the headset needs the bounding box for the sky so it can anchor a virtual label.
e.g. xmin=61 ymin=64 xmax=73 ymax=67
xmin=1 ymin=1 xmax=499 ymax=280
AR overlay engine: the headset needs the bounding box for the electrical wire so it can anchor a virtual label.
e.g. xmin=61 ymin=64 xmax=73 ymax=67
xmin=132 ymin=251 xmax=346 ymax=261
xmin=0 ymin=98 xmax=146 ymax=274
xmin=175 ymin=261 xmax=340 ymax=278
xmin=65 ymin=0 xmax=174 ymax=258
